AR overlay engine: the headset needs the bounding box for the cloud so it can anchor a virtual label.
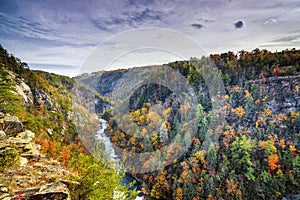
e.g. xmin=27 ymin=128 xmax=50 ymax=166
xmin=234 ymin=20 xmax=244 ymax=29
xmin=191 ymin=23 xmax=204 ymax=29
xmin=272 ymin=35 xmax=300 ymax=43
xmin=0 ymin=0 xmax=300 ymax=76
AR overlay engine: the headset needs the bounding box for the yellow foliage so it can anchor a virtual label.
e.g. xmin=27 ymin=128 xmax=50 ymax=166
xmin=278 ymin=113 xmax=287 ymax=121
xmin=139 ymin=115 xmax=145 ymax=125
xmin=255 ymin=121 xmax=259 ymax=128
xmin=141 ymin=128 xmax=148 ymax=136
xmin=175 ymin=188 xmax=183 ymax=200
xmin=263 ymin=108 xmax=272 ymax=116
xmin=131 ymin=136 xmax=137 ymax=145
xmin=130 ymin=110 xmax=140 ymax=121
xmin=289 ymin=145 xmax=297 ymax=152
xmin=145 ymin=102 xmax=151 ymax=107
xmin=262 ymin=96 xmax=267 ymax=101
xmin=151 ymin=133 xmax=159 ymax=145
xmin=165 ymin=121 xmax=171 ymax=131
xmin=276 ymin=192 xmax=282 ymax=197
xmin=232 ymin=106 xmax=245 ymax=117
xmin=255 ymin=99 xmax=261 ymax=104
xmin=295 ymin=85 xmax=299 ymax=92
xmin=222 ymin=95 xmax=229 ymax=100
xmin=276 ymin=169 xmax=283 ymax=176
xmin=258 ymin=140 xmax=268 ymax=150
xmin=163 ymin=107 xmax=171 ymax=119
xmin=290 ymin=111 xmax=300 ymax=119
xmin=245 ymin=90 xmax=251 ymax=99
xmin=141 ymin=107 xmax=147 ymax=114
xmin=148 ymin=111 xmax=162 ymax=123
xmin=194 ymin=150 xmax=206 ymax=165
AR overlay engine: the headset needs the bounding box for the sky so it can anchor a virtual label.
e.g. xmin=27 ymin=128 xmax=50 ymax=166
xmin=0 ymin=0 xmax=300 ymax=77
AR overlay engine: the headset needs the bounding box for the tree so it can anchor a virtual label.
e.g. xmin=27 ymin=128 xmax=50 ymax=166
xmin=69 ymin=152 xmax=135 ymax=200
xmin=0 ymin=69 xmax=23 ymax=116
xmin=150 ymin=170 xmax=171 ymax=199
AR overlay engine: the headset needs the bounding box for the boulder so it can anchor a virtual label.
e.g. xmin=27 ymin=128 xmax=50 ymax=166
xmin=0 ymin=193 xmax=10 ymax=199
xmin=0 ymin=184 xmax=8 ymax=193
xmin=21 ymin=142 xmax=41 ymax=158
xmin=6 ymin=137 xmax=32 ymax=146
xmin=3 ymin=115 xmax=24 ymax=136
xmin=0 ymin=184 xmax=10 ymax=200
xmin=16 ymin=130 xmax=35 ymax=141
xmin=0 ymin=131 xmax=6 ymax=140
xmin=19 ymin=157 xmax=28 ymax=167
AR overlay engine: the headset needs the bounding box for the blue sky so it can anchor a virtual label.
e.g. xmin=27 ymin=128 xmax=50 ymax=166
xmin=0 ymin=0 xmax=300 ymax=77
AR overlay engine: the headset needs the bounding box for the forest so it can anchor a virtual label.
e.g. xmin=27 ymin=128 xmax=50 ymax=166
xmin=1 ymin=45 xmax=299 ymax=199
xmin=96 ymin=48 xmax=300 ymax=199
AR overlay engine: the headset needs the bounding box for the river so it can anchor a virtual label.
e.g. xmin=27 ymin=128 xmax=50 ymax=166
xmin=95 ymin=119 xmax=142 ymax=196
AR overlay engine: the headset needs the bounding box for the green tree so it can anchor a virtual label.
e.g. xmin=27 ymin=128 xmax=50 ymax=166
xmin=0 ymin=69 xmax=22 ymax=116
xmin=69 ymin=152 xmax=135 ymax=200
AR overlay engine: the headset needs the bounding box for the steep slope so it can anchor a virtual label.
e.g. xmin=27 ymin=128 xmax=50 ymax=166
xmin=0 ymin=45 xmax=134 ymax=200
xmin=78 ymin=49 xmax=300 ymax=200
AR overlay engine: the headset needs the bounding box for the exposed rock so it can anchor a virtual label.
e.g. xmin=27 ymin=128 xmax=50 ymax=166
xmin=12 ymin=182 xmax=70 ymax=200
xmin=6 ymin=137 xmax=32 ymax=146
xmin=46 ymin=128 xmax=53 ymax=137
xmin=0 ymin=184 xmax=8 ymax=193
xmin=3 ymin=115 xmax=24 ymax=136
xmin=21 ymin=142 xmax=41 ymax=158
xmin=33 ymin=89 xmax=55 ymax=111
xmin=16 ymin=130 xmax=35 ymax=141
xmin=0 ymin=141 xmax=9 ymax=150
xmin=19 ymin=157 xmax=28 ymax=167
xmin=0 ymin=193 xmax=10 ymax=199
xmin=0 ymin=184 xmax=9 ymax=200
xmin=0 ymin=131 xmax=6 ymax=140
xmin=15 ymin=80 xmax=34 ymax=105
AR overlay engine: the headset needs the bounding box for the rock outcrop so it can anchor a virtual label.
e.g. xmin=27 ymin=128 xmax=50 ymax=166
xmin=0 ymin=114 xmax=73 ymax=200
xmin=15 ymin=80 xmax=34 ymax=105
xmin=1 ymin=114 xmax=24 ymax=136
xmin=11 ymin=182 xmax=70 ymax=200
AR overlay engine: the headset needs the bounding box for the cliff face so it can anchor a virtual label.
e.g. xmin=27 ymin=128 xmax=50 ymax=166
xmin=246 ymin=75 xmax=300 ymax=114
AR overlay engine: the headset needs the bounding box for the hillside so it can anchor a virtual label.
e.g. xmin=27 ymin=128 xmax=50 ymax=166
xmin=78 ymin=49 xmax=300 ymax=200
xmin=0 ymin=45 xmax=134 ymax=200
xmin=0 ymin=44 xmax=299 ymax=199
